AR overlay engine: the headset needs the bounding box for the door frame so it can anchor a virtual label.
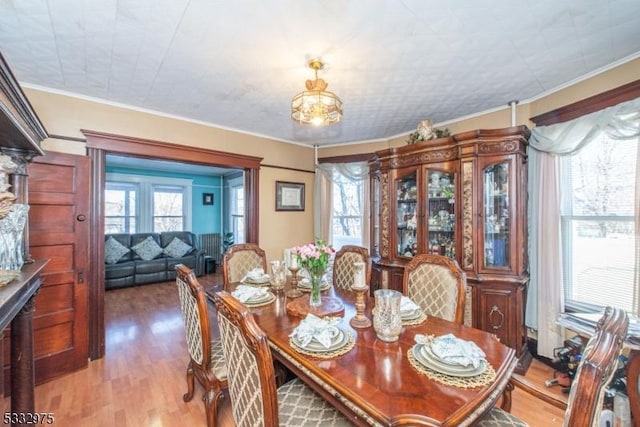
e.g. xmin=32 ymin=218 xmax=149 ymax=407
xmin=84 ymin=130 xmax=263 ymax=359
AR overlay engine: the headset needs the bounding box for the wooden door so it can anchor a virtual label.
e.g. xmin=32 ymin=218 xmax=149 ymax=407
xmin=23 ymin=151 xmax=89 ymax=384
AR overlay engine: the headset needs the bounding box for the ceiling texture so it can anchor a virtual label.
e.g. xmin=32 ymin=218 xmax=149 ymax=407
xmin=1 ymin=0 xmax=639 ymax=147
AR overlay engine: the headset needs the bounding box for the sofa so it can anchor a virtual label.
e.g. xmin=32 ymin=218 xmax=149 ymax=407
xmin=105 ymin=231 xmax=206 ymax=290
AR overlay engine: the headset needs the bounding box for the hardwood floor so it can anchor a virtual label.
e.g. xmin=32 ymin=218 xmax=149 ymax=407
xmin=11 ymin=274 xmax=565 ymax=426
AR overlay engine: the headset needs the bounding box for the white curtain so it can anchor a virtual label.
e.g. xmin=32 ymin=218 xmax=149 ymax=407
xmin=314 ymin=162 xmax=370 ymax=248
xmin=528 ymin=97 xmax=640 ymax=358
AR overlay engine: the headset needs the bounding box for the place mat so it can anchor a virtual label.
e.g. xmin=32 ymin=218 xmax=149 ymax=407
xmin=289 ymin=329 xmax=355 ymax=359
xmin=407 ymin=347 xmax=496 ymax=388
xmin=244 ymin=292 xmax=276 ymax=307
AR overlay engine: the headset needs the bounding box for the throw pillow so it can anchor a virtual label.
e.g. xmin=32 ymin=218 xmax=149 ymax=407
xmin=132 ymin=236 xmax=163 ymax=261
xmin=163 ymin=236 xmax=193 ymax=258
xmin=105 ymin=236 xmax=130 ymax=264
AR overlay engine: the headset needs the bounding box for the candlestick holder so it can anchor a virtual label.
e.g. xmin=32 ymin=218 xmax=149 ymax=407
xmin=286 ymin=266 xmax=302 ymax=298
xmin=350 ymin=283 xmax=372 ymax=328
xmin=350 ymin=261 xmax=371 ymax=328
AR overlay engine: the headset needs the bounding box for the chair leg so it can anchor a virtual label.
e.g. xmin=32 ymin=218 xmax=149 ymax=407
xmin=500 ymin=380 xmax=514 ymax=412
xmin=183 ymin=361 xmax=195 ymax=402
xmin=203 ymin=387 xmax=224 ymax=427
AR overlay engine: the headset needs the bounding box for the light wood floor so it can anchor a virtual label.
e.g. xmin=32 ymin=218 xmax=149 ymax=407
xmin=12 ymin=275 xmax=566 ymax=426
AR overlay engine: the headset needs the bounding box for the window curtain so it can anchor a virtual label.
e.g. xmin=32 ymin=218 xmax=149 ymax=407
xmin=528 ymin=97 xmax=640 ymax=358
xmin=314 ymin=162 xmax=370 ymax=248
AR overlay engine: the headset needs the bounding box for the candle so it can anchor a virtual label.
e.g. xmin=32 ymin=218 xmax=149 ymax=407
xmin=353 ymin=262 xmax=365 ymax=287
xmin=290 ymin=252 xmax=298 ymax=269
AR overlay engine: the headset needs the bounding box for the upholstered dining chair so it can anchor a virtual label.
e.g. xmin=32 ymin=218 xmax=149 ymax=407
xmin=212 ymin=290 xmax=354 ymax=427
xmin=332 ymin=245 xmax=372 ymax=291
xmin=175 ymin=264 xmax=228 ymax=427
xmin=402 ymin=253 xmax=467 ymax=324
xmin=222 ymin=243 xmax=267 ymax=289
xmin=477 ymin=306 xmax=629 ymax=427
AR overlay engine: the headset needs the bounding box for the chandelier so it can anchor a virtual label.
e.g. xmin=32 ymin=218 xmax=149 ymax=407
xmin=291 ymin=59 xmax=343 ymax=126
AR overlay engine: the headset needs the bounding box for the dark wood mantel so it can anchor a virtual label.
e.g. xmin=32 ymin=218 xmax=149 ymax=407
xmin=0 ymin=260 xmax=47 ymax=418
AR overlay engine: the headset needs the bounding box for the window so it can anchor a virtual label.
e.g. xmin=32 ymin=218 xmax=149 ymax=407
xmin=331 ymin=172 xmax=364 ymax=249
xmin=231 ymin=185 xmax=245 ymax=243
xmin=105 ymin=173 xmax=192 ymax=233
xmin=105 ymin=182 xmax=138 ymax=233
xmin=153 ymin=185 xmax=184 ymax=232
xmin=561 ymin=134 xmax=637 ymax=314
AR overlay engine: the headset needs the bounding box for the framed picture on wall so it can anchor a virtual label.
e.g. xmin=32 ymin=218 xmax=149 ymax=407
xmin=275 ymin=181 xmax=305 ymax=211
xmin=202 ymin=193 xmax=214 ymax=205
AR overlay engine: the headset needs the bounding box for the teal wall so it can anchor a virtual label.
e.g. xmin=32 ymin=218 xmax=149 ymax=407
xmin=106 ymin=166 xmax=223 ymax=236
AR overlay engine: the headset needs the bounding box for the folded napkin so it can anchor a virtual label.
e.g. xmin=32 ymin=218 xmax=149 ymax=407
xmin=242 ymin=268 xmax=269 ymax=283
xmin=415 ymin=333 xmax=486 ymax=368
xmin=400 ymin=296 xmax=420 ymax=314
xmin=231 ymin=285 xmax=269 ymax=303
xmin=290 ymin=314 xmax=341 ymax=349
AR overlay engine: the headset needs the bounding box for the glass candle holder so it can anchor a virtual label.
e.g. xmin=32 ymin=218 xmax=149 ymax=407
xmin=373 ymin=289 xmax=402 ymax=342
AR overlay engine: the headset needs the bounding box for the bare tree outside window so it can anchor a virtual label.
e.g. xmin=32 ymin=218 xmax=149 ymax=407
xmin=561 ymin=134 xmax=637 ymax=313
xmin=153 ymin=186 xmax=184 ymax=232
xmin=332 ymin=173 xmax=363 ymax=248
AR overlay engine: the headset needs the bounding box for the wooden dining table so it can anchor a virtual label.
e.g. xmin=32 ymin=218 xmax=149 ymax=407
xmin=207 ymin=281 xmax=517 ymax=427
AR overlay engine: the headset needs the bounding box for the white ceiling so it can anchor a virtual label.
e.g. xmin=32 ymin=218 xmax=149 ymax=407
xmin=1 ymin=0 xmax=639 ymax=147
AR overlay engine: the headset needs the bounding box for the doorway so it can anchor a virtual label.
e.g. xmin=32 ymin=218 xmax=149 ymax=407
xmin=84 ymin=130 xmax=263 ymax=359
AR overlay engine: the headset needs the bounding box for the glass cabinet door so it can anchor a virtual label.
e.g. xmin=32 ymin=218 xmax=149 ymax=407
xmin=482 ymin=162 xmax=510 ymax=268
xmin=426 ymin=169 xmax=455 ymax=259
xmin=396 ymin=170 xmax=418 ymax=258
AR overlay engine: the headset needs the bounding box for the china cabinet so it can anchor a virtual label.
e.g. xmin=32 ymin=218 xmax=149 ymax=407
xmin=0 ymin=53 xmax=47 ymax=413
xmin=370 ymin=126 xmax=531 ymax=372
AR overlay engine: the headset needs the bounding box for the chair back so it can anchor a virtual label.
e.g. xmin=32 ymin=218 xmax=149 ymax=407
xmin=175 ymin=264 xmax=212 ymax=373
xmin=332 ymin=245 xmax=371 ymax=291
xmin=402 ymin=254 xmax=466 ymax=324
xmin=563 ymin=306 xmax=629 ymax=427
xmin=222 ymin=243 xmax=267 ymax=288
xmin=212 ymin=291 xmax=279 ymax=427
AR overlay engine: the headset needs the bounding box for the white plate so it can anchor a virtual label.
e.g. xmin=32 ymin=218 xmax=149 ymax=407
xmin=245 ymin=291 xmax=275 ymax=305
xmin=401 ymin=309 xmax=422 ymax=321
xmin=242 ymin=275 xmax=271 ymax=285
xmin=412 ymin=345 xmax=486 ymax=377
xmin=291 ymin=329 xmax=349 ymax=352
xmin=298 ymin=279 xmax=331 ymax=291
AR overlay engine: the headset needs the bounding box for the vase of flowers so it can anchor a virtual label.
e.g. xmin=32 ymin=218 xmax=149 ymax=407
xmin=292 ymin=240 xmax=335 ymax=307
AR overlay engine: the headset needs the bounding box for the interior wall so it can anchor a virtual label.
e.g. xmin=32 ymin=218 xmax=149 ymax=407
xmin=318 ymin=57 xmax=640 ymax=158
xmin=24 ymin=89 xmax=316 ymax=259
xmin=105 ymin=165 xmax=223 ymax=236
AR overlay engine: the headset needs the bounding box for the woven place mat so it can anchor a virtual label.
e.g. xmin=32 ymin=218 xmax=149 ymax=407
xmin=407 ymin=348 xmax=496 ymax=388
xmin=289 ymin=330 xmax=355 ymax=359
xmin=402 ymin=311 xmax=427 ymax=326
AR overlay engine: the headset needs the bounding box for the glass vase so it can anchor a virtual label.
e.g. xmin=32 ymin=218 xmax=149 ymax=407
xmin=308 ymin=268 xmax=324 ymax=307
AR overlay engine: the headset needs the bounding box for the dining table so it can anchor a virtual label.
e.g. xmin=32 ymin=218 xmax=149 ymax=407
xmin=206 ymin=279 xmax=517 ymax=427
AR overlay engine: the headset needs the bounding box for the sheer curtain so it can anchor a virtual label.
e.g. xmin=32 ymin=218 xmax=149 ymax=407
xmin=528 ymin=97 xmax=640 ymax=358
xmin=314 ymin=162 xmax=370 ymax=248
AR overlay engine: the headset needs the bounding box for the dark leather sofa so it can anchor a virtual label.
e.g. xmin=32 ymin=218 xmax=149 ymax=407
xmin=105 ymin=231 xmax=206 ymax=290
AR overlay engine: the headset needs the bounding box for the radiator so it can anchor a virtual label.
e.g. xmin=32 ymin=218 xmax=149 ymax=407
xmin=200 ymin=233 xmax=222 ymax=266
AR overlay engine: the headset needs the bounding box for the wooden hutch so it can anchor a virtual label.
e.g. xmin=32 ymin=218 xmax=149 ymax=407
xmin=0 ymin=52 xmax=48 ymax=417
xmin=369 ymin=126 xmax=532 ymax=373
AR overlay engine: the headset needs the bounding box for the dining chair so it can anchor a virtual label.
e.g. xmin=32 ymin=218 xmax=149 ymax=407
xmin=222 ymin=243 xmax=268 ymax=289
xmin=332 ymin=245 xmax=372 ymax=291
xmin=212 ymin=290 xmax=354 ymax=427
xmin=478 ymin=306 xmax=629 ymax=427
xmin=402 ymin=253 xmax=466 ymax=324
xmin=175 ymin=264 xmax=228 ymax=427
